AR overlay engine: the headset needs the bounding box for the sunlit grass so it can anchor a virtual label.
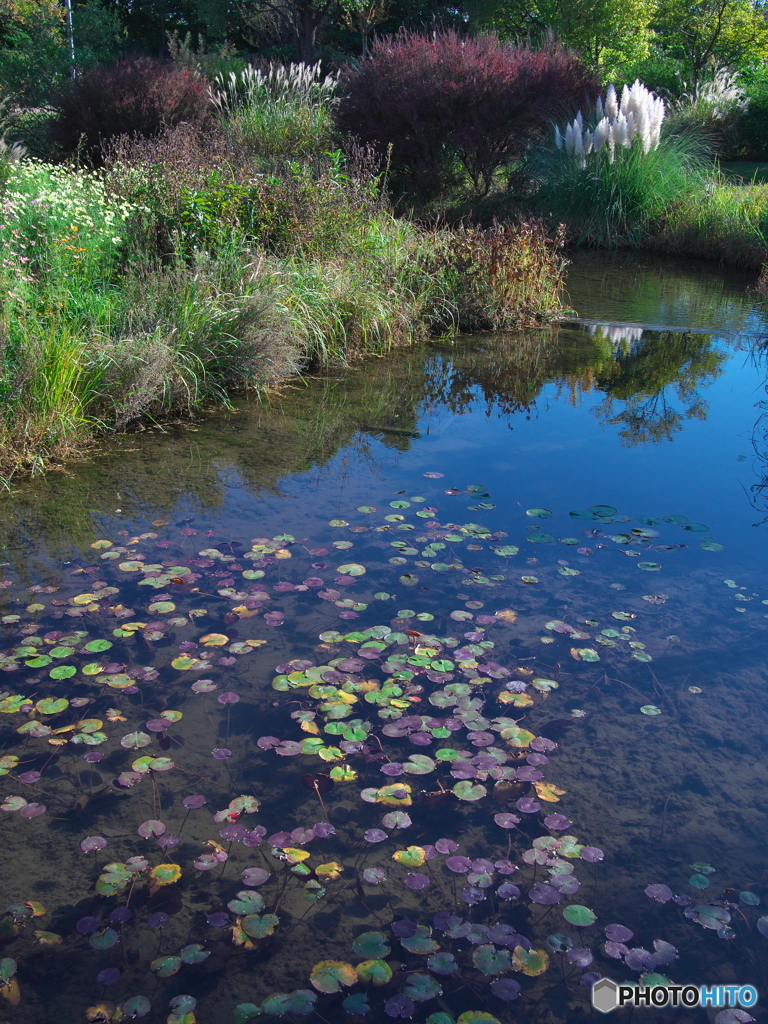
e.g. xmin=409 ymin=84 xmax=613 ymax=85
xmin=658 ymin=178 xmax=768 ymax=267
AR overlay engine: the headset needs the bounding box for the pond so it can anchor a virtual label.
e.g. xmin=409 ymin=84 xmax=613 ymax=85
xmin=0 ymin=252 xmax=767 ymax=1024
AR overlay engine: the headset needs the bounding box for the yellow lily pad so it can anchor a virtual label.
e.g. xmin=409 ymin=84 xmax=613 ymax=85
xmin=315 ymin=862 xmax=343 ymax=879
xmin=392 ymin=846 xmax=427 ymax=867
xmin=533 ymin=782 xmax=566 ymax=802
xmin=199 ymin=633 xmax=229 ymax=647
xmin=512 ymin=946 xmax=549 ymax=976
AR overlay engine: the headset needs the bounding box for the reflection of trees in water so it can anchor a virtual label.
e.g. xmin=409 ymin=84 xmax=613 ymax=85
xmin=421 ymin=325 xmax=726 ymax=446
xmin=564 ymin=250 xmax=765 ymax=336
xmin=0 ymin=325 xmax=733 ymax=573
xmin=583 ymin=328 xmax=724 ymax=445
xmin=421 ymin=332 xmax=552 ymax=420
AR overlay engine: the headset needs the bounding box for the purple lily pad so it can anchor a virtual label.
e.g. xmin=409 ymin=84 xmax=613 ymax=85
xmin=581 ymin=846 xmax=604 ymax=863
xmin=529 ymin=883 xmax=562 ymax=905
xmin=364 ymin=829 xmax=388 ymax=843
xmin=494 ymin=812 xmax=521 ymax=829
xmin=81 ymin=836 xmax=107 ymax=852
xmin=405 ymin=873 xmax=430 ymax=890
xmin=241 ymin=867 xmax=270 ymax=887
xmin=435 ymin=838 xmax=459 ymax=854
xmin=446 ymin=856 xmax=472 ymax=874
xmin=391 ymin=919 xmax=417 ymax=938
xmin=497 ymin=884 xmax=521 ymax=900
xmin=76 ymin=916 xmax=100 ymax=934
xmin=567 ymin=948 xmax=594 ymax=967
xmin=605 ymin=924 xmax=634 ymax=942
xmin=491 ymin=978 xmax=521 ymax=1001
xmin=207 ymin=912 xmax=230 ymax=927
xmin=544 ymin=813 xmax=572 ymax=831
xmin=385 ymin=994 xmax=416 ymax=1018
xmin=97 ymin=968 xmax=121 ymax=985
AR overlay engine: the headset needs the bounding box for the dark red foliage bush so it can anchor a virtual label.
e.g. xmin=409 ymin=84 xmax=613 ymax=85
xmin=337 ymin=31 xmax=601 ymax=199
xmin=53 ymin=58 xmax=213 ymax=164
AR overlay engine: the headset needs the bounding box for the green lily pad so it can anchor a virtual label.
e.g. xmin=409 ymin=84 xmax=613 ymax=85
xmin=352 ymin=932 xmax=390 ymax=958
xmin=151 ymin=955 xmax=181 ymax=976
xmin=241 ymin=914 xmax=279 ymax=939
xmin=457 ymin=1012 xmax=502 ymax=1024
xmin=562 ymin=904 xmax=596 ymax=926
xmin=228 ymin=891 xmax=265 ymax=915
xmin=511 ymin=946 xmax=550 ymax=976
xmin=49 ymin=665 xmax=76 ymax=679
xmin=310 ymin=960 xmax=357 ymax=993
xmin=234 ymin=1004 xmax=262 ymax=1023
xmin=180 ymin=943 xmax=210 ymax=964
xmin=356 ymin=959 xmax=392 ymax=986
xmin=452 ymin=781 xmax=486 ymax=801
xmin=150 ymin=863 xmax=182 ymax=885
xmin=35 ymin=698 xmax=69 ymax=715
xmin=400 ymin=926 xmax=439 ymax=954
xmin=404 ymin=973 xmax=443 ymax=1000
xmin=472 ymin=944 xmax=511 ymax=975
xmin=343 ymin=993 xmax=371 ymax=1015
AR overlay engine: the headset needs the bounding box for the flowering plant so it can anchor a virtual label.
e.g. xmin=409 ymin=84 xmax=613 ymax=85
xmin=554 ymin=81 xmax=665 ymax=167
xmin=0 ymin=161 xmax=146 ymax=296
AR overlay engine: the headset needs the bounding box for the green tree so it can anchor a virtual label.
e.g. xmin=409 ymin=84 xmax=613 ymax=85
xmin=653 ymin=0 xmax=768 ymax=85
xmin=470 ymin=0 xmax=657 ymax=75
xmin=538 ymin=0 xmax=656 ymax=72
xmin=72 ymin=2 xmax=125 ymax=69
xmin=238 ymin=0 xmax=339 ymax=61
xmin=0 ymin=0 xmax=66 ymax=101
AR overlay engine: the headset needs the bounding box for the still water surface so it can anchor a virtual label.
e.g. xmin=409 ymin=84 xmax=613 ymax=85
xmin=1 ymin=253 xmax=767 ymax=1024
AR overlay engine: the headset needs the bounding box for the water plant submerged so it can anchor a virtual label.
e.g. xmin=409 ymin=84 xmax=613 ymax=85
xmin=0 ymin=455 xmax=764 ymax=1023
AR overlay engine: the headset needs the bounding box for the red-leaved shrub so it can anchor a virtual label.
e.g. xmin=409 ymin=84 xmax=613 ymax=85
xmin=337 ymin=31 xmax=600 ymax=199
xmin=53 ymin=58 xmax=213 ymax=164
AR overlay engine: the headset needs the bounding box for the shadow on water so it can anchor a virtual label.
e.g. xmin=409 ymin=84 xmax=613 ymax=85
xmin=0 ymin=254 xmax=766 ymax=1024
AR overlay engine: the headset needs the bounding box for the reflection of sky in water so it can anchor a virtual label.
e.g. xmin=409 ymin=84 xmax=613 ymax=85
xmin=402 ymin=346 xmax=764 ymax=572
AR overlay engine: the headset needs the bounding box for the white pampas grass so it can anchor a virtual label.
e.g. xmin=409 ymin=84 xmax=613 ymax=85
xmin=553 ymin=79 xmax=665 ymax=165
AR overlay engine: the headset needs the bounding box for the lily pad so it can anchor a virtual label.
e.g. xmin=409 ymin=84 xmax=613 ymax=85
xmin=356 ymin=960 xmax=393 ymax=986
xmin=352 ymin=932 xmax=390 ymax=958
xmin=310 ymin=961 xmax=357 ymax=993
xmin=562 ymin=904 xmax=596 ymax=927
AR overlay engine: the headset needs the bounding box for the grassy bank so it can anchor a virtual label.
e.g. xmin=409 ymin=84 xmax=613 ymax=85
xmin=0 ymin=68 xmax=569 ymax=479
xmin=522 ymin=83 xmax=768 ymax=269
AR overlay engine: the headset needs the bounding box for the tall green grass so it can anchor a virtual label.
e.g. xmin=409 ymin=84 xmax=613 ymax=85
xmin=657 ymin=177 xmax=768 ymax=267
xmin=211 ymin=63 xmax=337 ymax=160
xmin=532 ymin=129 xmax=709 ymax=248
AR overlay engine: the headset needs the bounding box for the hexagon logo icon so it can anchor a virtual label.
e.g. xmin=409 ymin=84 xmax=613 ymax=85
xmin=592 ymin=978 xmax=620 ymax=1013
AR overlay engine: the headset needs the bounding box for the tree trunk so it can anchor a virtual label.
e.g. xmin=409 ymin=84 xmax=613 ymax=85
xmin=296 ymin=2 xmax=318 ymax=62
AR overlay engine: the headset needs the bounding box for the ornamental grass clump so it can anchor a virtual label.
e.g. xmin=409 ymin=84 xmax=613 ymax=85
xmin=666 ymin=69 xmax=749 ymax=156
xmin=555 ymin=81 xmax=665 ymax=167
xmin=534 ymin=80 xmax=708 ymax=248
xmin=211 ymin=63 xmax=338 ymax=160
